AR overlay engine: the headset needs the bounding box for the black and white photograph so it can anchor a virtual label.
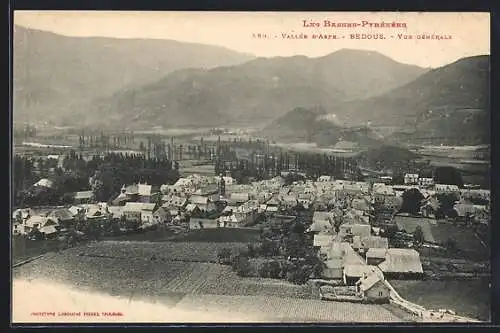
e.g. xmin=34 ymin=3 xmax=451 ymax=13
xmin=11 ymin=11 xmax=491 ymax=323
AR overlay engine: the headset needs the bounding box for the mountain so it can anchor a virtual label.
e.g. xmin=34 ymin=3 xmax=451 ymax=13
xmin=12 ymin=25 xmax=255 ymax=124
xmin=333 ymin=55 xmax=490 ymax=145
xmin=260 ymin=106 xmax=384 ymax=148
xmin=89 ymin=49 xmax=428 ymax=129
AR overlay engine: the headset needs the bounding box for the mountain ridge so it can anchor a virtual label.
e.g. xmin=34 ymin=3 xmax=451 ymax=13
xmin=87 ymin=48 xmax=428 ymax=129
xmin=13 ymin=25 xmax=256 ymax=124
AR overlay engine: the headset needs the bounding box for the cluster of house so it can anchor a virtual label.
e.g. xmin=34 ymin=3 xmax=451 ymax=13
xmin=13 ymin=171 xmax=490 ymax=239
xmin=307 ymin=196 xmax=423 ymax=303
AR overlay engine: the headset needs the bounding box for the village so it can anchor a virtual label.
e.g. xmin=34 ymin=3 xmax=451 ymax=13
xmin=12 ymin=151 xmax=491 ymax=322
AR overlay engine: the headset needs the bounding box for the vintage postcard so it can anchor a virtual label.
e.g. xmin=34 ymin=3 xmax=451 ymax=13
xmin=11 ymin=11 xmax=490 ymax=324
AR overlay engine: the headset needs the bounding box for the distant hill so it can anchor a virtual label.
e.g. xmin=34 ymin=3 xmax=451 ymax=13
xmin=334 ymin=55 xmax=490 ymax=145
xmin=89 ymin=49 xmax=427 ymax=129
xmin=13 ymin=25 xmax=255 ymax=124
xmin=260 ymin=106 xmax=384 ymax=148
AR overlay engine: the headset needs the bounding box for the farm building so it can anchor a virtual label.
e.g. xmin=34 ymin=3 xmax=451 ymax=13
xmin=343 ymin=264 xmax=383 ymax=286
xmin=365 ymin=248 xmax=388 ymax=265
xmin=189 ymin=218 xmax=219 ymax=230
xmin=377 ymin=248 xmax=424 ymax=279
xmin=352 ymin=236 xmax=389 ymax=252
xmin=355 ymin=272 xmax=390 ymax=303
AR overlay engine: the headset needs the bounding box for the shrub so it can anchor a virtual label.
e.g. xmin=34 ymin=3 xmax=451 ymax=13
xmin=217 ymin=247 xmax=232 ymax=265
xmin=232 ymin=255 xmax=252 ymax=277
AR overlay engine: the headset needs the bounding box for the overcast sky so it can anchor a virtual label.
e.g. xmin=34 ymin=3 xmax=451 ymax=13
xmin=14 ymin=11 xmax=490 ymax=68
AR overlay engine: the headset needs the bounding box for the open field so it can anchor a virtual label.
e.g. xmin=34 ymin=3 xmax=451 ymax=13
xmin=390 ymin=278 xmax=490 ymax=322
xmin=69 ymin=240 xmax=251 ymax=262
xmin=171 ymin=228 xmax=261 ymax=243
xmin=105 ymin=229 xmax=179 ymax=242
xmin=12 ymin=241 xmax=407 ymax=322
xmin=12 ymin=278 xmax=404 ymax=323
xmin=173 ymin=294 xmax=403 ymax=322
xmin=430 ymin=222 xmax=489 ymax=261
xmin=13 ymin=250 xmax=306 ymax=299
xmin=13 ymin=228 xmax=261 ymax=264
xmin=12 ymin=236 xmax=64 ymax=265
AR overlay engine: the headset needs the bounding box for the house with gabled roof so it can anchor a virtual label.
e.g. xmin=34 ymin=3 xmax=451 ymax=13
xmin=73 ymin=191 xmax=94 ymax=204
xmin=137 ymin=183 xmax=154 ymax=203
xmin=189 ymin=195 xmax=216 ymax=212
xmin=307 ymin=211 xmax=335 ymax=233
xmin=229 ymin=192 xmax=250 ymax=206
xmin=153 ymin=207 xmax=171 ymax=224
xmin=352 ymin=236 xmax=389 ymax=252
xmin=343 ymin=264 xmax=383 ymax=286
xmin=377 ymin=248 xmax=424 ymax=279
xmin=24 ymin=215 xmax=59 ymax=236
xmin=366 ymin=248 xmax=388 ymax=265
xmin=355 ymin=271 xmax=390 ymax=303
xmin=313 ymin=234 xmax=334 ymax=248
xmin=123 ymin=202 xmax=156 ymax=224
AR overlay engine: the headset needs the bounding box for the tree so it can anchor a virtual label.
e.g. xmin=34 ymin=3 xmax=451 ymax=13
xmin=434 ymin=166 xmax=464 ymax=188
xmin=268 ymin=260 xmax=282 ymax=279
xmin=232 ymin=255 xmax=252 ymax=277
xmin=400 ymin=188 xmax=425 ymax=215
xmin=446 ymin=238 xmax=458 ymax=253
xmin=413 ymin=226 xmax=424 ymax=246
xmin=435 ymin=193 xmax=460 ymax=218
xmin=217 ymin=247 xmax=232 ymax=264
xmin=285 ymin=264 xmax=309 ymax=285
xmin=258 ymin=262 xmax=270 ymax=278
